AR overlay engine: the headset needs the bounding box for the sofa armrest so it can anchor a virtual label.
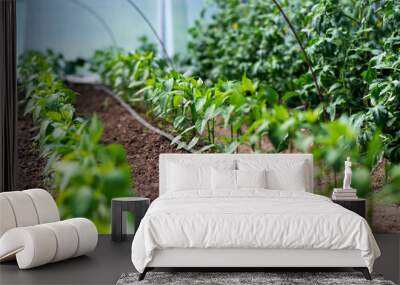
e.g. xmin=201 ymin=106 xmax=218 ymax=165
xmin=0 ymin=218 xmax=98 ymax=269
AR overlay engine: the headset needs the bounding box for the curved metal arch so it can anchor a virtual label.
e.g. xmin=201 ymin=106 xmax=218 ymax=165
xmin=70 ymin=0 xmax=118 ymax=47
xmin=126 ymin=0 xmax=175 ymax=69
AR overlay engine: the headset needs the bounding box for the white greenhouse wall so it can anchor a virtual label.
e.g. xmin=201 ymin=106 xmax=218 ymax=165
xmin=16 ymin=0 xmax=208 ymax=60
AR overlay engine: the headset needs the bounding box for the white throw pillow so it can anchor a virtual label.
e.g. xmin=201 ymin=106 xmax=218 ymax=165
xmin=167 ymin=162 xmax=211 ymax=191
xmin=211 ymin=169 xmax=268 ymax=190
xmin=165 ymin=158 xmax=236 ymax=192
xmin=211 ymin=168 xmax=236 ymax=190
xmin=237 ymin=159 xmax=308 ymax=191
xmin=236 ymin=169 xmax=267 ymax=189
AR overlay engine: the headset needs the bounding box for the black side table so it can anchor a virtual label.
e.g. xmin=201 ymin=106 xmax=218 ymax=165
xmin=111 ymin=197 xmax=150 ymax=242
xmin=332 ymin=198 xmax=366 ymax=218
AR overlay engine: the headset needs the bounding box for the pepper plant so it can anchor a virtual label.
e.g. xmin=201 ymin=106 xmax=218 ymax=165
xmin=89 ymin=45 xmax=400 ymax=209
xmin=188 ymin=0 xmax=400 ymax=164
xmin=18 ymin=51 xmax=133 ymax=233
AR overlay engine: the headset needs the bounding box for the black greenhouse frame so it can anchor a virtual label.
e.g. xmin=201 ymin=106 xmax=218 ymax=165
xmin=0 ymin=0 xmax=17 ymax=193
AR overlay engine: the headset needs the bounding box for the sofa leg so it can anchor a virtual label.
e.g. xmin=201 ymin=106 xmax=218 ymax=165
xmin=354 ymin=267 xmax=371 ymax=280
xmin=138 ymin=268 xmax=148 ymax=281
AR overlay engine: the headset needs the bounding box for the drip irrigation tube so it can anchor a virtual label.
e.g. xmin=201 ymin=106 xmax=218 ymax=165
xmin=91 ymin=84 xmax=192 ymax=153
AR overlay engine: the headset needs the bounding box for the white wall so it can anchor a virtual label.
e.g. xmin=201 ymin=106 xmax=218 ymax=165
xmin=16 ymin=0 xmax=208 ymax=60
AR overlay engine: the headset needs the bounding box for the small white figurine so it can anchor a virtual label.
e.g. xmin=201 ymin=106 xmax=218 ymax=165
xmin=342 ymin=157 xmax=352 ymax=190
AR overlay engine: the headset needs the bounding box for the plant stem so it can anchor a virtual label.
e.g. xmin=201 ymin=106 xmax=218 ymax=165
xmin=341 ymin=11 xmax=361 ymax=25
xmin=207 ymin=121 xmax=212 ymax=144
xmin=211 ymin=119 xmax=215 ymax=144
xmin=271 ymin=0 xmax=323 ymax=103
xmin=236 ymin=128 xmax=242 ymax=153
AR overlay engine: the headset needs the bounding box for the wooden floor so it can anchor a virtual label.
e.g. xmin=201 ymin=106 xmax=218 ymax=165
xmin=0 ymin=234 xmax=399 ymax=285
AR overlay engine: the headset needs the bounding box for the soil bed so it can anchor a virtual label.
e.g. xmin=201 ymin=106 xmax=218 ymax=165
xmin=16 ymin=104 xmax=47 ymax=191
xmin=71 ymin=83 xmax=183 ymax=200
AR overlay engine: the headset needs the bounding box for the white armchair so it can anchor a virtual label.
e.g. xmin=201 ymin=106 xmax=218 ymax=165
xmin=0 ymin=189 xmax=98 ymax=269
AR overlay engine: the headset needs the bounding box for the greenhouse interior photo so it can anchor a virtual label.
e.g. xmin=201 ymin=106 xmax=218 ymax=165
xmin=0 ymin=0 xmax=399 ymax=284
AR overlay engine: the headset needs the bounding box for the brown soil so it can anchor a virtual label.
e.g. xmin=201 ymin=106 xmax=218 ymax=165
xmin=16 ymin=104 xmax=47 ymax=191
xmin=370 ymin=160 xmax=400 ymax=233
xmin=373 ymin=204 xmax=400 ymax=233
xmin=71 ymin=84 xmax=183 ymax=200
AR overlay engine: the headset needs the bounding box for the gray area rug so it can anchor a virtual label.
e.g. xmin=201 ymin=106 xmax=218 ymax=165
xmin=116 ymin=272 xmax=395 ymax=285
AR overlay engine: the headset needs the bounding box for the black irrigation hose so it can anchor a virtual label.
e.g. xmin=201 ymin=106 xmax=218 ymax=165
xmin=126 ymin=0 xmax=175 ymax=69
xmin=70 ymin=0 xmax=118 ymax=47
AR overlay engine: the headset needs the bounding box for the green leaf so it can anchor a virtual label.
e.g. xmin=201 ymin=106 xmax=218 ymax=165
xmin=195 ymin=97 xmax=207 ymax=112
xmin=204 ymin=104 xmax=217 ymax=120
xmin=240 ymin=73 xmax=255 ymax=93
xmin=173 ymin=115 xmax=185 ymax=128
xmin=47 ymin=111 xmax=62 ymax=122
xmin=71 ymin=186 xmax=93 ymax=216
xmin=171 ymin=135 xmax=182 ymax=145
xmin=352 ymin=167 xmax=371 ymax=198
xmin=173 ymin=94 xmax=183 ymax=108
xmin=102 ymin=169 xmax=131 ymax=199
xmin=187 ymin=137 xmax=199 ymax=149
xmin=366 ymin=131 xmax=382 ymax=168
xmin=196 ymin=144 xmax=215 ymax=153
xmin=224 ymin=141 xmax=239 ymax=153
xmin=164 ymin=78 xmax=174 ymax=92
xmin=265 ymin=87 xmax=279 ymax=105
xmin=195 ymin=118 xmax=208 ymax=134
xmin=361 ymin=68 xmax=376 ymax=83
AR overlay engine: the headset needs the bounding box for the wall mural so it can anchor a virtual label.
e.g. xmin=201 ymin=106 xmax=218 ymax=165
xmin=16 ymin=0 xmax=400 ymax=233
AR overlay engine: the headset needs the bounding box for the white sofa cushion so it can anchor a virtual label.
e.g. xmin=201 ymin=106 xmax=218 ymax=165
xmin=1 ymin=191 xmax=40 ymax=227
xmin=64 ymin=218 xmax=98 ymax=257
xmin=0 ymin=189 xmax=59 ymax=236
xmin=0 ymin=196 xmax=17 ymax=237
xmin=1 ymin=226 xmax=57 ymax=268
xmin=42 ymin=221 xmax=79 ymax=262
xmin=24 ymin=188 xmax=60 ymax=223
